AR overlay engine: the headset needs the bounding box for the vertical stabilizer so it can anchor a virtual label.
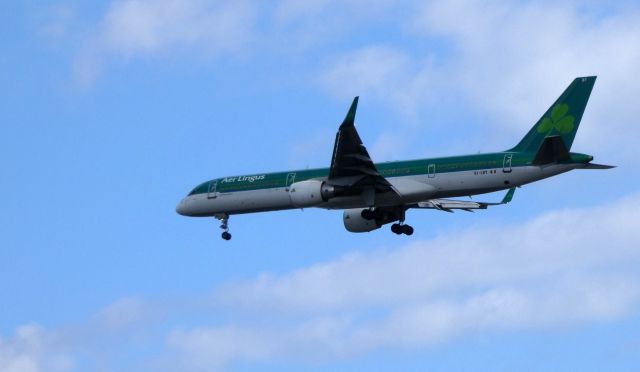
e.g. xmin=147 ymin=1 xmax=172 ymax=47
xmin=510 ymin=76 xmax=596 ymax=153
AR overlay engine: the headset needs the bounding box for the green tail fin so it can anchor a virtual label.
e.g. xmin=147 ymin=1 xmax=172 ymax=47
xmin=510 ymin=76 xmax=596 ymax=153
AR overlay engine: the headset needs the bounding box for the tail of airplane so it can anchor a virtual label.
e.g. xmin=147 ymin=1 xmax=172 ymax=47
xmin=509 ymin=76 xmax=596 ymax=154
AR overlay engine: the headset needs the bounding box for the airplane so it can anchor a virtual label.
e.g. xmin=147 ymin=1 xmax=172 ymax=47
xmin=176 ymin=76 xmax=613 ymax=240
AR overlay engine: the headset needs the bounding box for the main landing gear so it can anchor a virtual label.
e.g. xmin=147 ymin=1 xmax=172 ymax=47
xmin=391 ymin=223 xmax=414 ymax=236
xmin=361 ymin=207 xmax=415 ymax=236
xmin=216 ymin=214 xmax=232 ymax=240
xmin=387 ymin=208 xmax=413 ymax=236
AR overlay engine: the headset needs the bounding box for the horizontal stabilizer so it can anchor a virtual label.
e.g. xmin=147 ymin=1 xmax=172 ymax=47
xmin=416 ymin=188 xmax=516 ymax=212
xmin=577 ymin=163 xmax=616 ymax=170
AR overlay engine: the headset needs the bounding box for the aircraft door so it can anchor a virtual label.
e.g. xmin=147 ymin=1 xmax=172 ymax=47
xmin=207 ymin=180 xmax=218 ymax=199
xmin=502 ymin=154 xmax=513 ymax=173
xmin=285 ymin=173 xmax=296 ymax=190
xmin=427 ymin=163 xmax=436 ymax=178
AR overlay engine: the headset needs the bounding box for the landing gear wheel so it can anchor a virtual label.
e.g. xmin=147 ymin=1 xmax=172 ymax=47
xmin=216 ymin=214 xmax=232 ymax=241
xmin=402 ymin=225 xmax=414 ymax=236
xmin=391 ymin=223 xmax=403 ymax=234
xmin=391 ymin=223 xmax=413 ymax=235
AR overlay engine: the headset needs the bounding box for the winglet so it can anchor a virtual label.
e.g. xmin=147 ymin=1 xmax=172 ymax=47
xmin=501 ymin=188 xmax=516 ymax=204
xmin=340 ymin=96 xmax=359 ymax=128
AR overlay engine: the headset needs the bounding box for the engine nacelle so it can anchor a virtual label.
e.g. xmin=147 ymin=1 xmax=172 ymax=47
xmin=342 ymin=208 xmax=382 ymax=233
xmin=289 ymin=180 xmax=337 ymax=207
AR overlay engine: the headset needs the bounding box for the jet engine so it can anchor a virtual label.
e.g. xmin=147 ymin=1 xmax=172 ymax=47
xmin=343 ymin=207 xmax=406 ymax=233
xmin=342 ymin=208 xmax=382 ymax=232
xmin=289 ymin=180 xmax=338 ymax=207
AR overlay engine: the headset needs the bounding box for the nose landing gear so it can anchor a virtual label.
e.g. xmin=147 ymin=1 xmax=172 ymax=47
xmin=216 ymin=214 xmax=232 ymax=240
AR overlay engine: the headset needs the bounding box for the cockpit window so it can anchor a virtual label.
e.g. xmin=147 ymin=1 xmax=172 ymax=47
xmin=188 ymin=182 xmax=209 ymax=196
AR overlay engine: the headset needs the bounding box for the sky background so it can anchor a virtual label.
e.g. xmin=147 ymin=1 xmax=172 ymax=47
xmin=2 ymin=0 xmax=640 ymax=371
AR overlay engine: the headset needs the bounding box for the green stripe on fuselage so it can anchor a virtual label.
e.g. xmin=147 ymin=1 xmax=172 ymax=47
xmin=188 ymin=151 xmax=590 ymax=195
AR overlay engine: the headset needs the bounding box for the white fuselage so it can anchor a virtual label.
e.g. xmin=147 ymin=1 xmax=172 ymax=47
xmin=176 ymin=164 xmax=578 ymax=217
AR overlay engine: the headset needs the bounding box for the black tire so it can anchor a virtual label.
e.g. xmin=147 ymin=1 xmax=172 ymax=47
xmin=221 ymin=231 xmax=232 ymax=240
xmin=391 ymin=223 xmax=403 ymax=234
xmin=402 ymin=225 xmax=414 ymax=236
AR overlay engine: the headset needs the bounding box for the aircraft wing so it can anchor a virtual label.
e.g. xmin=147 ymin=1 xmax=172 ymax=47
xmin=415 ymin=188 xmax=516 ymax=213
xmin=327 ymin=97 xmax=396 ymax=199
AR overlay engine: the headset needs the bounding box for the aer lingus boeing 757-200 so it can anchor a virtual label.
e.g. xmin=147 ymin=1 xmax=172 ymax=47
xmin=177 ymin=76 xmax=613 ymax=240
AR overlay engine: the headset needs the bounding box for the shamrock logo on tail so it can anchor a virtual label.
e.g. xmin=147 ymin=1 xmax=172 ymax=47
xmin=537 ymin=104 xmax=575 ymax=134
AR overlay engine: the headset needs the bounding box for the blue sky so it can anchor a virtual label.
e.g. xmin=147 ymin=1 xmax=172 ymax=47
xmin=2 ymin=0 xmax=640 ymax=371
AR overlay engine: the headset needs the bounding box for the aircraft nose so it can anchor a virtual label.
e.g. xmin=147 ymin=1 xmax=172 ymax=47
xmin=176 ymin=198 xmax=189 ymax=216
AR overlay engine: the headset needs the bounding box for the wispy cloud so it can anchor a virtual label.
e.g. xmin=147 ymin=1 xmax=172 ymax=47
xmin=0 ymin=325 xmax=73 ymax=372
xmin=153 ymin=193 xmax=637 ymax=369
xmin=410 ymin=0 xmax=640 ymax=155
xmin=100 ymin=0 xmax=255 ymax=56
xmin=217 ymin=195 xmax=640 ymax=315
xmin=314 ymin=1 xmax=640 ymax=158
xmin=317 ymin=45 xmax=438 ymax=115
xmin=6 ymin=193 xmax=637 ymax=371
xmin=168 ymin=193 xmax=640 ymax=369
xmin=65 ymin=0 xmax=640 ymax=149
xmin=73 ymin=0 xmax=256 ymax=85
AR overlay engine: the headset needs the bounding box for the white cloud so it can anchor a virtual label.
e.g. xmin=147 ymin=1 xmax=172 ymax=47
xmin=101 ymin=0 xmax=255 ymax=56
xmin=217 ymin=195 xmax=640 ymax=315
xmin=410 ymin=0 xmax=640 ymax=156
xmin=168 ymin=271 xmax=639 ymax=370
xmin=91 ymin=296 xmax=150 ymax=332
xmin=287 ymin=128 xmax=334 ymax=168
xmin=167 ymin=326 xmax=281 ymax=371
xmin=275 ymin=0 xmax=395 ymax=26
xmin=0 ymin=325 xmax=73 ymax=372
xmin=39 ymin=4 xmax=76 ymax=42
xmin=274 ymin=0 xmax=331 ymax=21
xmin=73 ymin=0 xmax=256 ymax=84
xmin=315 ymin=1 xmax=640 ymax=159
xmin=3 ymin=194 xmax=640 ymax=370
xmin=159 ymin=193 xmax=640 ymax=369
xmin=317 ymin=45 xmax=437 ymax=114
